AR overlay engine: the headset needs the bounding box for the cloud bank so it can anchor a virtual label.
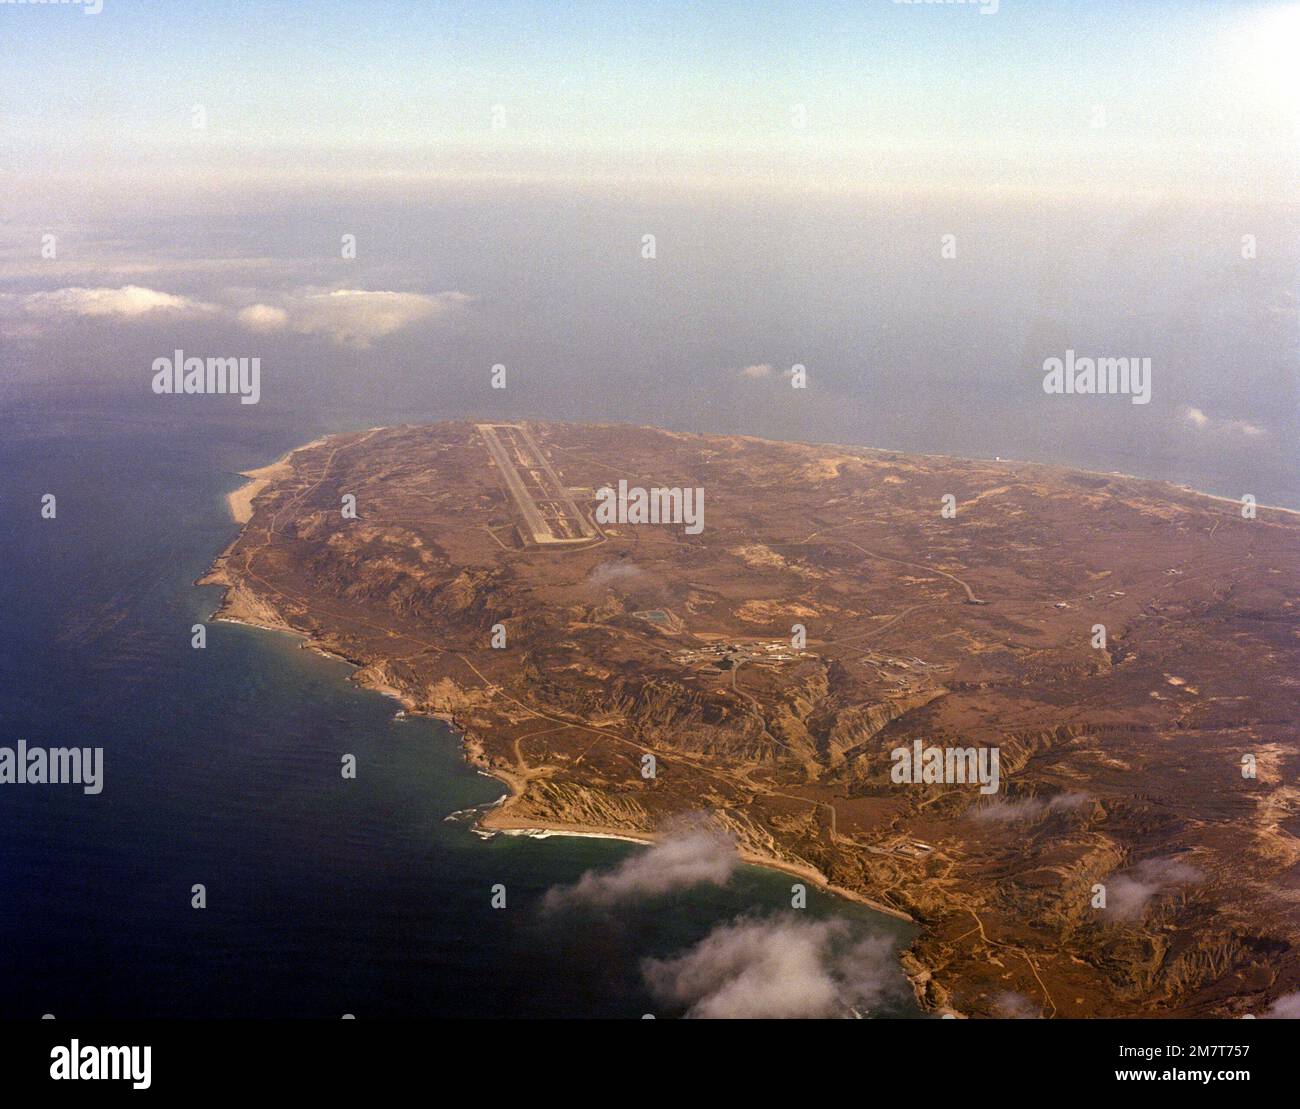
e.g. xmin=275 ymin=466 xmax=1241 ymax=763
xmin=0 ymin=284 xmax=470 ymax=347
xmin=0 ymin=284 xmax=215 ymax=322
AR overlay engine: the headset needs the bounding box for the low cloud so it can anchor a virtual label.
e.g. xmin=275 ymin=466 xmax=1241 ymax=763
xmin=731 ymin=362 xmax=803 ymax=384
xmin=972 ymin=791 xmax=1089 ymax=823
xmin=1263 ymin=992 xmax=1300 ymax=1019
xmin=235 ymin=303 xmax=290 ymax=332
xmin=643 ymin=916 xmax=903 ymax=1019
xmin=0 ymin=285 xmax=215 ymax=326
xmin=1181 ymin=406 xmax=1265 ymax=438
xmin=237 ymin=288 xmax=471 ymax=347
xmin=543 ymin=830 xmax=737 ymax=911
xmin=993 ymin=991 xmax=1041 ymax=1019
xmin=1103 ymin=856 xmax=1201 ymax=921
xmin=1226 ymin=420 xmax=1265 ymax=437
xmin=0 ymin=283 xmax=471 ymax=347
xmin=586 ymin=561 xmax=647 ymax=589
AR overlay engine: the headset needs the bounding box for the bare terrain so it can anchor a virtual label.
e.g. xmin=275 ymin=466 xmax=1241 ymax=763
xmin=201 ymin=420 xmax=1300 ymax=1017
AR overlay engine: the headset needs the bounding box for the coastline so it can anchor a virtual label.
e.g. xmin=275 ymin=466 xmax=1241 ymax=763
xmin=205 ymin=430 xmax=1296 ymax=927
xmin=844 ymin=440 xmax=1300 ymax=517
xmin=202 ymin=579 xmax=915 ymax=925
xmin=224 ymin=437 xmax=328 ymax=524
xmin=1180 ymin=488 xmax=1300 ymax=518
xmin=478 ymin=808 xmax=916 ymax=923
xmin=202 ymin=427 xmax=1299 ymax=1019
xmin=223 ymin=426 xmax=1300 ymax=528
xmin=990 ymin=457 xmax=1300 ymax=517
xmin=200 ymin=585 xmax=915 ymax=926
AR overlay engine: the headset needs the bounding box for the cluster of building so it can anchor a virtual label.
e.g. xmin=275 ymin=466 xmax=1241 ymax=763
xmin=671 ymin=640 xmax=808 ymax=669
xmin=859 ymin=651 xmax=940 ymax=674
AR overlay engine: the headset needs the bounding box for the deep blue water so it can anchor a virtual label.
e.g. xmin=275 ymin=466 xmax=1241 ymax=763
xmin=0 ymin=399 xmax=915 ymax=1018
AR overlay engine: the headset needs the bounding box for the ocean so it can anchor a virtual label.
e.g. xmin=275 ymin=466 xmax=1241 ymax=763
xmin=0 ymin=397 xmax=917 ymax=1018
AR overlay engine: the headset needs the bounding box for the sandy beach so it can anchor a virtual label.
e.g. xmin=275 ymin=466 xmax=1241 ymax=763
xmin=224 ymin=437 xmax=328 ymax=524
xmin=1182 ymin=489 xmax=1300 ymax=518
xmin=478 ymin=807 xmax=915 ymax=922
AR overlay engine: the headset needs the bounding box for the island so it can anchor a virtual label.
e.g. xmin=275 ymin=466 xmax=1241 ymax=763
xmin=200 ymin=420 xmax=1300 ymax=1018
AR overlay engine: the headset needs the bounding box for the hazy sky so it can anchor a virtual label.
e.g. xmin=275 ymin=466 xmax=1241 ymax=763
xmin=2 ymin=1 xmax=1297 ymax=506
xmin=4 ymin=0 xmax=1298 ymax=201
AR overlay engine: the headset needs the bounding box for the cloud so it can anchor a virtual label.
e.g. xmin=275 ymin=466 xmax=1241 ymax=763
xmin=1181 ymin=405 xmax=1266 ymax=438
xmin=240 ymin=288 xmax=471 ymax=347
xmin=543 ymin=830 xmax=736 ymax=911
xmin=235 ymin=303 xmax=289 ymax=332
xmin=1050 ymin=791 xmax=1090 ymax=810
xmin=1103 ymin=856 xmax=1201 ymax=921
xmin=993 ymin=991 xmax=1041 ymax=1019
xmin=1226 ymin=420 xmax=1266 ymax=437
xmin=972 ymin=798 xmax=1043 ymax=823
xmin=643 ymin=916 xmax=904 ymax=1018
xmin=971 ymin=792 xmax=1089 ymax=823
xmin=0 ymin=283 xmax=471 ymax=347
xmin=586 ymin=561 xmax=647 ymax=589
xmin=0 ymin=285 xmax=215 ymax=325
xmin=1263 ymin=992 xmax=1300 ymax=1019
